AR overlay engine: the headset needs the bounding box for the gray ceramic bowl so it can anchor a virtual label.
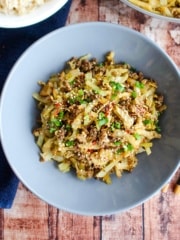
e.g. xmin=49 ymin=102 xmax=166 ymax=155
xmin=0 ymin=22 xmax=180 ymax=216
xmin=121 ymin=0 xmax=180 ymax=23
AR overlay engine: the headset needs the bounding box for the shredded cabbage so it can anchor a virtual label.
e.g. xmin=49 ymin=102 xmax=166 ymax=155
xmin=33 ymin=51 xmax=166 ymax=184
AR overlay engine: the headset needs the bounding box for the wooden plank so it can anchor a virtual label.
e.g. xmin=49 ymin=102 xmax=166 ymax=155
xmin=56 ymin=211 xmax=101 ymax=239
xmin=140 ymin=20 xmax=180 ymax=67
xmin=99 ymin=0 xmax=150 ymax=28
xmin=2 ymin=184 xmax=101 ymax=240
xmin=0 ymin=210 xmax=4 ymax=240
xmin=3 ymin=183 xmax=49 ymax=240
xmin=101 ymin=206 xmax=143 ymax=240
xmin=67 ymin=0 xmax=99 ymax=24
xmin=47 ymin=206 xmax=101 ymax=239
xmin=144 ymin=168 xmax=180 ymax=240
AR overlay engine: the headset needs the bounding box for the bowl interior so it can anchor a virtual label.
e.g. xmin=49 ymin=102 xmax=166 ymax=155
xmin=0 ymin=22 xmax=180 ymax=216
xmin=0 ymin=0 xmax=68 ymax=28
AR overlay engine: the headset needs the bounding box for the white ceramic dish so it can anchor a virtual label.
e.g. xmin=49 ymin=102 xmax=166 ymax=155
xmin=121 ymin=0 xmax=180 ymax=23
xmin=0 ymin=0 xmax=68 ymax=28
xmin=0 ymin=22 xmax=180 ymax=216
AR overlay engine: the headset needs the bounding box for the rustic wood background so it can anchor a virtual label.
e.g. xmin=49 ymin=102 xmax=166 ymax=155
xmin=0 ymin=0 xmax=180 ymax=239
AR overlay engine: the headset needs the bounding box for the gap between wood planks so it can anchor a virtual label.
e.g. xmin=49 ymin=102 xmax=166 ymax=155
xmin=0 ymin=210 xmax=4 ymax=240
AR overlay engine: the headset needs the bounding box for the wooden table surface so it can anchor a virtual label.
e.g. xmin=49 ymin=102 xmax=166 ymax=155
xmin=1 ymin=0 xmax=180 ymax=239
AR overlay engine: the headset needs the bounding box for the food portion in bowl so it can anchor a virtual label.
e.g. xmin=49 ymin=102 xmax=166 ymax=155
xmin=33 ymin=51 xmax=166 ymax=184
xmin=0 ymin=0 xmax=68 ymax=28
xmin=0 ymin=0 xmax=49 ymax=15
xmin=128 ymin=0 xmax=180 ymax=18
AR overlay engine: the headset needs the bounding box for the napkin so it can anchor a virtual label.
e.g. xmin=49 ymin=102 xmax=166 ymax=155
xmin=0 ymin=0 xmax=72 ymax=209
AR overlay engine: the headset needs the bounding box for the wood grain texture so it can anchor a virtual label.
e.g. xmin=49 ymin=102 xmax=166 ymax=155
xmin=68 ymin=0 xmax=99 ymax=23
xmin=101 ymin=206 xmax=143 ymax=240
xmin=3 ymin=184 xmax=49 ymax=240
xmin=143 ymin=168 xmax=180 ymax=240
xmin=1 ymin=0 xmax=180 ymax=239
xmin=56 ymin=211 xmax=101 ymax=240
xmin=0 ymin=209 xmax=4 ymax=240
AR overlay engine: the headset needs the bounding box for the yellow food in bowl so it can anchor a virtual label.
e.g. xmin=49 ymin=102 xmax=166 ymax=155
xmin=129 ymin=0 xmax=180 ymax=18
xmin=33 ymin=52 xmax=166 ymax=184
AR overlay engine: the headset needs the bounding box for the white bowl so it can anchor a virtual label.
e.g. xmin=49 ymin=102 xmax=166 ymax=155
xmin=121 ymin=0 xmax=180 ymax=23
xmin=0 ymin=0 xmax=68 ymax=28
xmin=0 ymin=22 xmax=180 ymax=216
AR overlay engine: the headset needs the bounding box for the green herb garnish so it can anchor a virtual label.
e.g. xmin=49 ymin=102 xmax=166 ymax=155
xmin=135 ymin=81 xmax=144 ymax=89
xmin=48 ymin=118 xmax=62 ymax=133
xmin=114 ymin=141 xmax=121 ymax=146
xmin=65 ymin=140 xmax=75 ymax=147
xmin=111 ymin=122 xmax=121 ymax=131
xmin=97 ymin=112 xmax=108 ymax=127
xmin=58 ymin=111 xmax=64 ymax=120
xmin=143 ymin=119 xmax=152 ymax=125
xmin=133 ymin=133 xmax=141 ymax=140
xmin=98 ymin=117 xmax=108 ymax=127
xmin=65 ymin=124 xmax=72 ymax=131
xmin=123 ymin=143 xmax=134 ymax=152
xmin=155 ymin=121 xmax=161 ymax=133
xmin=116 ymin=148 xmax=124 ymax=154
xmin=131 ymin=91 xmax=137 ymax=98
xmin=110 ymin=81 xmax=124 ymax=92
